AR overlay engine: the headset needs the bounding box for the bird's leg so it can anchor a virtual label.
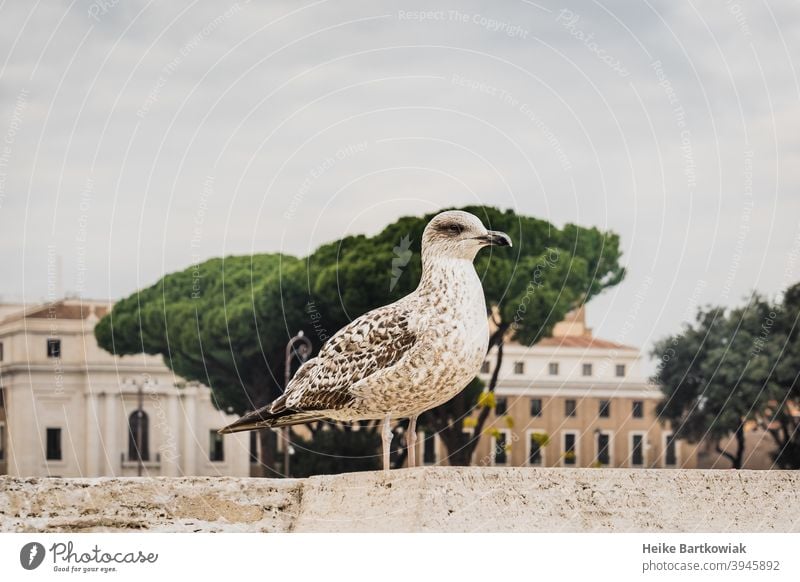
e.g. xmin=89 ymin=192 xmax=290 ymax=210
xmin=382 ymin=414 xmax=392 ymax=473
xmin=407 ymin=416 xmax=418 ymax=468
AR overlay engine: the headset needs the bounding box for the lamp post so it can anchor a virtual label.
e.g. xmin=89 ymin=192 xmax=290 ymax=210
xmin=125 ymin=375 xmax=150 ymax=477
xmin=283 ymin=331 xmax=312 ymax=477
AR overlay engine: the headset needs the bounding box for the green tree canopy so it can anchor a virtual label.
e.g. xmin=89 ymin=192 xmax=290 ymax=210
xmin=653 ymin=284 xmax=800 ymax=469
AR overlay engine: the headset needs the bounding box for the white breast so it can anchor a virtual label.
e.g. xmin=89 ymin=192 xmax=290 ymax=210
xmin=407 ymin=259 xmax=489 ymax=408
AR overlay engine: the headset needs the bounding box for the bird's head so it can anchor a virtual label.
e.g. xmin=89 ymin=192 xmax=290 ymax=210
xmin=421 ymin=210 xmax=512 ymax=262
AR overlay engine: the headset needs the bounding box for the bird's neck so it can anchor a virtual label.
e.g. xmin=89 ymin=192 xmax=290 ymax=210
xmin=417 ymin=256 xmax=479 ymax=295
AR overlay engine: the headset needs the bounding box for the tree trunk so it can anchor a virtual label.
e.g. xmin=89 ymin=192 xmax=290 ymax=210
xmin=257 ymin=429 xmax=277 ymax=477
xmin=768 ymin=413 xmax=800 ymax=469
xmin=438 ymin=427 xmax=476 ymax=466
xmin=733 ymin=421 xmax=745 ymax=468
xmin=715 ymin=422 xmax=746 ymax=469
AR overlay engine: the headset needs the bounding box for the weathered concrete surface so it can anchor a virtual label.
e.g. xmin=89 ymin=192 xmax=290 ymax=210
xmin=2 ymin=467 xmax=798 ymax=532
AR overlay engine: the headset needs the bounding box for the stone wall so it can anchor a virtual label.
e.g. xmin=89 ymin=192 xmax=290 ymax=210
xmin=2 ymin=467 xmax=798 ymax=532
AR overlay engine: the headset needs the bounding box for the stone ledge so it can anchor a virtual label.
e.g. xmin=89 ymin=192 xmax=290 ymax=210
xmin=1 ymin=467 xmax=798 ymax=532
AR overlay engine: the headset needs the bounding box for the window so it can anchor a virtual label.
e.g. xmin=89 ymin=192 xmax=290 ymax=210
xmin=528 ymin=432 xmax=546 ymax=466
xmin=0 ymin=421 xmax=5 ymax=460
xmin=46 ymin=428 xmax=62 ymax=461
xmin=423 ymin=432 xmax=437 ymax=465
xmin=582 ymin=363 xmax=592 ymax=376
xmin=530 ymin=398 xmax=542 ymax=417
xmin=664 ymin=433 xmax=677 ymax=467
xmin=0 ymin=341 xmax=4 ymax=361
xmin=631 ymin=433 xmax=645 ymax=467
xmin=0 ymin=388 xmax=4 ymax=408
xmin=495 ymin=397 xmax=507 ymax=416
xmin=565 ymin=399 xmax=577 ymax=417
xmin=128 ymin=410 xmax=150 ymax=462
xmin=596 ymin=432 xmax=611 ymax=465
xmin=563 ymin=432 xmax=577 ymax=465
xmin=480 ymin=361 xmax=490 ymax=374
xmin=209 ymin=431 xmax=225 ymax=462
xmin=632 ymin=400 xmax=644 ymax=418
xmin=616 ymin=364 xmax=626 ymax=377
xmin=249 ymin=432 xmax=259 ymax=463
xmin=47 ymin=338 xmax=61 ymax=358
xmin=548 ymin=362 xmax=559 ymax=376
xmin=598 ymin=400 xmax=610 ymax=418
xmin=513 ymin=361 xmax=524 ymax=375
xmin=492 ymin=430 xmax=510 ymax=465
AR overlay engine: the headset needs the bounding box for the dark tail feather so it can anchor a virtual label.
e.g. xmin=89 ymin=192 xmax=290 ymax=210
xmin=218 ymin=404 xmax=323 ymax=434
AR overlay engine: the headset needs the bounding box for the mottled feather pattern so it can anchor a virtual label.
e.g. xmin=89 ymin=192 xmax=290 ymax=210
xmin=220 ymin=210 xmax=506 ymax=434
xmin=279 ymin=305 xmax=418 ymax=413
xmin=287 ymin=257 xmax=487 ymax=420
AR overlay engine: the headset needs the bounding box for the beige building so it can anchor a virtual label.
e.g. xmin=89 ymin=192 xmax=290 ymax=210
xmin=0 ymin=299 xmax=249 ymax=478
xmin=431 ymin=308 xmax=700 ymax=469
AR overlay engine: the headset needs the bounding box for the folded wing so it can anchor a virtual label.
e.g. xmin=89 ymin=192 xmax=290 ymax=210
xmin=219 ymin=304 xmax=417 ymax=433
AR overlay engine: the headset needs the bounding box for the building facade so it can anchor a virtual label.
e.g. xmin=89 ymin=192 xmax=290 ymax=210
xmin=0 ymin=299 xmax=249 ymax=478
xmin=418 ymin=308 xmax=699 ymax=469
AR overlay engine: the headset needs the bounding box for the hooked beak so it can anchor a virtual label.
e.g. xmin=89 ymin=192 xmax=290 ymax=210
xmin=475 ymin=230 xmax=512 ymax=247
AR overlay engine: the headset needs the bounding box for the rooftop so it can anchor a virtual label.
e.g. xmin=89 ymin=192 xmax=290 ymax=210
xmin=513 ymin=306 xmax=638 ymax=352
xmin=0 ymin=298 xmax=110 ymax=325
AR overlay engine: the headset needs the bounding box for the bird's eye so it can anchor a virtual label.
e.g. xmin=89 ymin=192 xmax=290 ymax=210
xmin=448 ymin=224 xmax=463 ymax=236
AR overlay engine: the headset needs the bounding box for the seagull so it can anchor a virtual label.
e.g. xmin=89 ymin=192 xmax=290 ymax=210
xmin=219 ymin=210 xmax=512 ymax=471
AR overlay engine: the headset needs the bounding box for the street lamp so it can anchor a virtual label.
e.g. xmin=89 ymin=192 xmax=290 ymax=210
xmin=283 ymin=331 xmax=312 ymax=477
xmin=125 ymin=374 xmax=150 ymax=477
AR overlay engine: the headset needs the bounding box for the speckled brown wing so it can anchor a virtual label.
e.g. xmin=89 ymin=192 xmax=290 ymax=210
xmin=279 ymin=304 xmax=417 ymax=413
xmin=217 ymin=305 xmax=418 ymax=433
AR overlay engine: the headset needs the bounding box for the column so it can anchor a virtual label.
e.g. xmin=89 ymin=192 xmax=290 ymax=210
xmin=103 ymin=389 xmax=120 ymax=476
xmin=161 ymin=388 xmax=181 ymax=477
xmin=84 ymin=392 xmax=101 ymax=477
xmin=181 ymin=386 xmax=197 ymax=475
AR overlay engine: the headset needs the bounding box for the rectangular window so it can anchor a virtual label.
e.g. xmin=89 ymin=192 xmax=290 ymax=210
xmin=0 ymin=387 xmax=4 ymax=408
xmin=0 ymin=421 xmax=5 ymax=460
xmin=665 ymin=433 xmax=677 ymax=467
xmin=563 ymin=432 xmax=577 ymax=465
xmin=597 ymin=432 xmax=611 ymax=465
xmin=530 ymin=398 xmax=542 ymax=417
xmin=632 ymin=400 xmax=644 ymax=418
xmin=480 ymin=361 xmax=490 ymax=374
xmin=47 ymin=338 xmax=61 ymax=358
xmin=249 ymin=432 xmax=259 ymax=463
xmin=582 ymin=363 xmax=592 ymax=376
xmin=495 ymin=397 xmax=507 ymax=416
xmin=548 ymin=362 xmax=559 ymax=375
xmin=209 ymin=430 xmax=224 ymax=462
xmin=513 ymin=361 xmax=524 ymax=375
xmin=46 ymin=428 xmax=62 ymax=461
xmin=598 ymin=400 xmax=610 ymax=418
xmin=423 ymin=432 xmax=437 ymax=465
xmin=631 ymin=433 xmax=644 ymax=467
xmin=616 ymin=364 xmax=626 ymax=377
xmin=528 ymin=432 xmax=544 ymax=466
xmin=0 ymin=341 xmax=4 ymax=361
xmin=493 ymin=431 xmax=508 ymax=465
xmin=565 ymin=399 xmax=577 ymax=417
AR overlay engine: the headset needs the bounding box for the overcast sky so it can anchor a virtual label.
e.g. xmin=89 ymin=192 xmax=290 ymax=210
xmin=1 ymin=0 xmax=798 ymax=366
